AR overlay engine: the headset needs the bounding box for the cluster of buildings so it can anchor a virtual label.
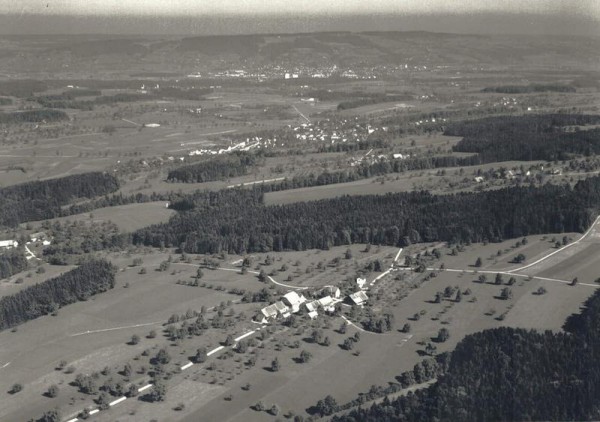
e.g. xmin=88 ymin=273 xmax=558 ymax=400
xmin=0 ymin=232 xmax=51 ymax=251
xmin=257 ymin=282 xmax=369 ymax=324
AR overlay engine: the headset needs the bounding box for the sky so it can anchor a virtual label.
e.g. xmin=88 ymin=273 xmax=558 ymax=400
xmin=0 ymin=0 xmax=598 ymax=35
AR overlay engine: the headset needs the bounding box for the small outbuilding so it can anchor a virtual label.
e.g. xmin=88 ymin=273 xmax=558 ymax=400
xmin=349 ymin=291 xmax=369 ymax=306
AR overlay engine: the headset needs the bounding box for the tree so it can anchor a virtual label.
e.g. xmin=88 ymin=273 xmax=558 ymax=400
xmin=130 ymin=334 xmax=140 ymax=345
xmin=254 ymin=400 xmax=265 ymax=411
xmin=437 ymin=328 xmax=450 ymax=342
xmin=339 ymin=321 xmax=347 ymax=334
xmin=507 ymin=276 xmax=517 ymax=286
xmin=536 ymin=286 xmax=547 ymax=295
xmin=147 ymin=330 xmax=157 ymax=339
xmin=571 ymin=277 xmax=579 ymax=286
xmin=311 ymin=329 xmax=324 ymax=344
xmin=9 ymin=383 xmax=23 ymax=394
xmin=478 ymin=274 xmax=487 ymax=284
xmin=299 ymin=350 xmax=312 ymax=363
xmin=344 ymin=248 xmax=353 ymax=259
xmin=475 ymin=257 xmax=482 ymax=267
xmin=500 ymin=287 xmax=513 ymax=300
xmin=271 ymin=357 xmax=280 ymax=372
xmin=343 ymin=337 xmax=355 ymax=350
xmin=148 ymin=381 xmax=167 ymax=402
xmin=39 ymin=409 xmax=61 ymax=422
xmin=269 ymin=404 xmax=280 ymax=415
xmin=154 ymin=348 xmax=171 ymax=365
xmin=47 ymin=384 xmax=59 ymax=398
xmin=495 ymin=273 xmax=503 ymax=285
xmin=434 ymin=292 xmax=443 ymax=303
xmin=455 ymin=290 xmax=462 ymax=303
xmin=315 ymin=395 xmax=338 ymax=416
xmin=258 ymin=269 xmax=267 ymax=282
xmin=225 ymin=334 xmax=235 ymax=346
xmin=126 ymin=384 xmax=138 ymax=398
xmin=402 ymin=323 xmax=411 ymax=333
xmin=513 ymin=253 xmax=526 ymax=264
xmin=195 ymin=347 xmax=207 ymax=363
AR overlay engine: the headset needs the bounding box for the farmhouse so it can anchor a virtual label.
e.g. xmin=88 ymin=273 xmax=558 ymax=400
xmin=260 ymin=304 xmax=279 ymax=322
xmin=282 ymin=291 xmax=307 ymax=313
xmin=320 ymin=285 xmax=341 ymax=299
xmin=0 ymin=240 xmax=18 ymax=250
xmin=349 ymin=291 xmax=369 ymax=306
xmin=317 ymin=296 xmax=336 ymax=313
xmin=274 ymin=301 xmax=291 ymax=318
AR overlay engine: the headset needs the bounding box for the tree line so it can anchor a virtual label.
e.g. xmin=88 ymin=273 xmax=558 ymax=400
xmin=0 ymin=249 xmax=28 ymax=280
xmin=0 ymin=259 xmax=116 ymax=331
xmin=0 ymin=109 xmax=68 ymax=125
xmin=133 ymin=175 xmax=600 ymax=254
xmin=447 ymin=114 xmax=600 ymax=162
xmin=167 ymin=153 xmax=260 ymax=183
xmin=332 ymin=289 xmax=600 ymax=422
xmin=482 ymin=84 xmax=576 ymax=94
xmin=0 ymin=172 xmax=119 ymax=227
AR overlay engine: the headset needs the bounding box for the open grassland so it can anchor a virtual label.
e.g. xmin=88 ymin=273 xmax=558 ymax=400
xmin=28 ymin=201 xmax=176 ymax=232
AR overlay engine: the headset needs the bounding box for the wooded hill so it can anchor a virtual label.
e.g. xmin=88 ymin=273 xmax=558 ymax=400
xmin=0 ymin=172 xmax=119 ymax=227
xmin=0 ymin=259 xmax=116 ymax=331
xmin=167 ymin=154 xmax=259 ymax=183
xmin=133 ymin=175 xmax=600 ymax=254
xmin=447 ymin=114 xmax=600 ymax=162
xmin=332 ymin=289 xmax=600 ymax=422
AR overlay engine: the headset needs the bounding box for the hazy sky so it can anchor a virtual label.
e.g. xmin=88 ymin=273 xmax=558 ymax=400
xmin=3 ymin=0 xmax=598 ymax=17
xmin=0 ymin=0 xmax=598 ymax=35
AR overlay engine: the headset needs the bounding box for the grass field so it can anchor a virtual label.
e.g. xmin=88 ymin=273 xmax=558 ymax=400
xmin=28 ymin=201 xmax=176 ymax=232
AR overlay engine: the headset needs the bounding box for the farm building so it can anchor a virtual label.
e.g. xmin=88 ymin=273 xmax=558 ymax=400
xmin=321 ymin=285 xmax=341 ymax=299
xmin=30 ymin=232 xmax=48 ymax=242
xmin=274 ymin=301 xmax=291 ymax=318
xmin=317 ymin=296 xmax=336 ymax=313
xmin=282 ymin=291 xmax=307 ymax=313
xmin=0 ymin=240 xmax=18 ymax=249
xmin=356 ymin=278 xmax=367 ymax=289
xmin=260 ymin=304 xmax=279 ymax=323
xmin=349 ymin=291 xmax=369 ymax=306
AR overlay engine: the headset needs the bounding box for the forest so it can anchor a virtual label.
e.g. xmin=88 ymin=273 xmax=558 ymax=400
xmin=0 ymin=109 xmax=68 ymax=125
xmin=166 ymin=153 xmax=259 ymax=183
xmin=0 ymin=259 xmax=116 ymax=331
xmin=332 ymin=289 xmax=600 ymax=422
xmin=447 ymin=114 xmax=600 ymax=162
xmin=0 ymin=249 xmax=28 ymax=280
xmin=0 ymin=172 xmax=119 ymax=226
xmin=133 ymin=175 xmax=600 ymax=254
xmin=482 ymin=84 xmax=576 ymax=93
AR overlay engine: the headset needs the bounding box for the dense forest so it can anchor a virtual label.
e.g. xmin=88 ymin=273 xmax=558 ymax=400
xmin=133 ymin=175 xmax=600 ymax=254
xmin=0 ymin=109 xmax=68 ymax=125
xmin=482 ymin=84 xmax=576 ymax=93
xmin=167 ymin=154 xmax=259 ymax=183
xmin=332 ymin=289 xmax=600 ymax=422
xmin=0 ymin=259 xmax=116 ymax=331
xmin=0 ymin=172 xmax=119 ymax=226
xmin=447 ymin=114 xmax=600 ymax=162
xmin=0 ymin=249 xmax=28 ymax=280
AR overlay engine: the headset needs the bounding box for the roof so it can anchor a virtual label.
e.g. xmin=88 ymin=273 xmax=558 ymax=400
xmin=305 ymin=300 xmax=320 ymax=313
xmin=318 ymin=296 xmax=334 ymax=307
xmin=0 ymin=240 xmax=17 ymax=247
xmin=349 ymin=291 xmax=369 ymax=304
xmin=261 ymin=304 xmax=279 ymax=318
xmin=274 ymin=301 xmax=289 ymax=314
xmin=283 ymin=291 xmax=305 ymax=306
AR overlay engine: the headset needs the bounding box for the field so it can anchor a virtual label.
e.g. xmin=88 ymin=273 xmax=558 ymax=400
xmin=28 ymin=201 xmax=176 ymax=232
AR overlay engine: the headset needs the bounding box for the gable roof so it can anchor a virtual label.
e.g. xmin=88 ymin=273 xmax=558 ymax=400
xmin=349 ymin=291 xmax=369 ymax=304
